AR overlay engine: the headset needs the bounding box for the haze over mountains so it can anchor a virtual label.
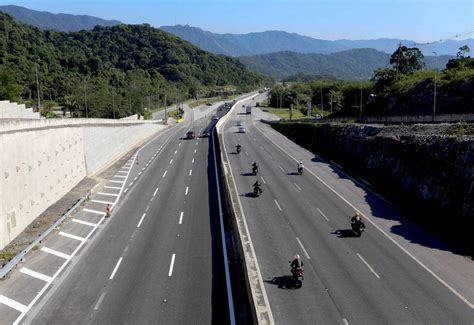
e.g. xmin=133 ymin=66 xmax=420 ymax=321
xmin=161 ymin=25 xmax=473 ymax=57
xmin=0 ymin=5 xmax=121 ymax=32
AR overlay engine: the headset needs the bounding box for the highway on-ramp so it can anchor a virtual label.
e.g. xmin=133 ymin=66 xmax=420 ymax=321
xmin=222 ymin=95 xmax=474 ymax=324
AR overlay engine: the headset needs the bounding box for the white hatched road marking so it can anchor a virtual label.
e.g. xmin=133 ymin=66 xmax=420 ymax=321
xmin=98 ymin=192 xmax=119 ymax=197
xmin=72 ymin=219 xmax=97 ymax=227
xmin=114 ymin=175 xmax=126 ymax=178
xmin=296 ymin=237 xmax=311 ymax=260
xmin=118 ymin=170 xmax=127 ymax=173
xmin=317 ymin=208 xmax=329 ymax=221
xmin=109 ymin=257 xmax=123 ymax=280
xmin=41 ymin=247 xmax=71 ymax=260
xmin=357 ymin=254 xmax=381 ymax=279
xmin=109 ymin=180 xmax=124 ymax=184
xmin=0 ymin=295 xmax=28 ymax=313
xmin=168 ymin=254 xmax=176 ymax=276
xmin=59 ymin=231 xmax=86 ymax=242
xmin=104 ymin=186 xmax=121 ymax=190
xmin=20 ymin=267 xmax=53 ymax=282
xmin=84 ymin=208 xmax=106 ymax=216
xmin=92 ymin=199 xmax=115 ymax=205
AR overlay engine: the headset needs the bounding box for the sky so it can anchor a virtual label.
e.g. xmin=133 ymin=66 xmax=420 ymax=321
xmin=1 ymin=0 xmax=473 ymax=42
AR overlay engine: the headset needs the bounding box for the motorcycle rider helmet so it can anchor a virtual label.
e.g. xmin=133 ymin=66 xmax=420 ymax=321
xmin=294 ymin=254 xmax=300 ymax=260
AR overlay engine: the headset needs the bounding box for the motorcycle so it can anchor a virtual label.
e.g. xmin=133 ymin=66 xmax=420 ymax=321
xmin=252 ymin=165 xmax=258 ymax=175
xmin=351 ymin=220 xmax=366 ymax=237
xmin=297 ymin=166 xmax=303 ymax=175
xmin=236 ymin=145 xmax=241 ymax=154
xmin=253 ymin=185 xmax=262 ymax=197
xmin=290 ymin=266 xmax=304 ymax=289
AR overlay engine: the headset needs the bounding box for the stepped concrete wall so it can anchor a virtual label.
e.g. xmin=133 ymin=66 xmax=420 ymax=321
xmin=0 ymin=101 xmax=40 ymax=119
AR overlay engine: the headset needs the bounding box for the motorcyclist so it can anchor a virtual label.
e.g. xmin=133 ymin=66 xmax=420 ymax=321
xmin=251 ymin=161 xmax=258 ymax=168
xmin=236 ymin=143 xmax=242 ymax=152
xmin=297 ymin=161 xmax=304 ymax=172
xmin=253 ymin=180 xmax=261 ymax=190
xmin=350 ymin=212 xmax=365 ymax=228
xmin=290 ymin=254 xmax=303 ymax=270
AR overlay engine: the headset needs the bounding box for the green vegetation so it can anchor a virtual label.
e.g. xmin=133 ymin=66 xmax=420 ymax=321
xmin=262 ymin=108 xmax=306 ymax=120
xmin=0 ymin=13 xmax=268 ymax=118
xmin=268 ymin=45 xmax=473 ymax=117
xmin=239 ymin=49 xmax=451 ymax=80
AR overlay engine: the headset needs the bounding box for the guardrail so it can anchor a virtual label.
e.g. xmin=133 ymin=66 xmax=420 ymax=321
xmin=0 ymin=191 xmax=91 ymax=279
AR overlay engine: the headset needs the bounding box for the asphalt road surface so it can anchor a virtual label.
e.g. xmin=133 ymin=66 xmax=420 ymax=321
xmin=222 ymin=95 xmax=474 ymax=324
xmin=22 ymin=105 xmax=231 ymax=324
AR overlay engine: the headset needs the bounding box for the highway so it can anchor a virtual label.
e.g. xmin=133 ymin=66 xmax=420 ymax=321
xmin=222 ymin=95 xmax=474 ymax=324
xmin=12 ymin=105 xmax=231 ymax=324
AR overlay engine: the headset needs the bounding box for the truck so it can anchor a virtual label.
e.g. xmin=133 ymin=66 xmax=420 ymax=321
xmin=246 ymin=106 xmax=252 ymax=114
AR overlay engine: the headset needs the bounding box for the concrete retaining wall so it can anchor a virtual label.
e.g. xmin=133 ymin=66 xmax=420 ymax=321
xmin=0 ymin=121 xmax=166 ymax=249
xmin=1 ymin=128 xmax=86 ymax=248
xmin=0 ymin=101 xmax=40 ymax=119
xmin=83 ymin=123 xmax=164 ymax=174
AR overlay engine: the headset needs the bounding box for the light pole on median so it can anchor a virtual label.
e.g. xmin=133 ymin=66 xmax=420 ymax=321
xmin=35 ymin=59 xmax=41 ymax=113
xmin=432 ymin=51 xmax=437 ymax=121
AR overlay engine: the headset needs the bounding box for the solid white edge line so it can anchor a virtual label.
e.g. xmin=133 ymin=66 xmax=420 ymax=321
xmin=168 ymin=254 xmax=176 ymax=277
xmin=153 ymin=187 xmax=159 ymax=197
xmin=317 ymin=208 xmax=330 ymax=221
xmin=278 ymin=165 xmax=285 ymax=172
xmin=41 ymin=247 xmax=71 ymax=260
xmin=20 ymin=267 xmax=53 ymax=282
xmin=185 ymin=186 xmax=189 ymax=195
xmin=59 ymin=231 xmax=86 ymax=242
xmin=137 ymin=213 xmax=146 ymax=228
xmin=109 ymin=257 xmax=123 ymax=280
xmin=253 ymin=120 xmax=474 ymax=309
xmin=274 ymin=199 xmax=282 ymax=211
xmin=179 ymin=212 xmax=184 ymax=224
xmin=296 ymin=237 xmax=311 ymax=260
xmin=0 ymin=295 xmax=28 ymax=313
xmin=357 ymin=253 xmax=381 ymax=279
xmin=211 ymin=129 xmax=237 ymax=325
xmin=72 ymin=219 xmax=97 ymax=227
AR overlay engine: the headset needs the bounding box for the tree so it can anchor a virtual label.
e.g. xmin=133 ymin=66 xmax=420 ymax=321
xmin=371 ymin=68 xmax=396 ymax=92
xmin=456 ymin=45 xmax=470 ymax=59
xmin=390 ymin=46 xmax=425 ymax=75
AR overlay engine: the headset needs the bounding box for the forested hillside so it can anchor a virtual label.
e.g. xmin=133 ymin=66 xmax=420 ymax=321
xmin=0 ymin=13 xmax=267 ymax=118
xmin=239 ymin=49 xmax=451 ymax=80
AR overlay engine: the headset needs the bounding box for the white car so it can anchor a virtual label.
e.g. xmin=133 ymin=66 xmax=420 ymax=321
xmin=238 ymin=127 xmax=246 ymax=133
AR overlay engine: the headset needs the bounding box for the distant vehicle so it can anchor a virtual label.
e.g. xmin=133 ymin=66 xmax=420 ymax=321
xmin=212 ymin=115 xmax=220 ymax=120
xmin=206 ymin=102 xmax=212 ymax=106
xmin=201 ymin=130 xmax=210 ymax=138
xmin=256 ymin=102 xmax=260 ymax=107
xmin=236 ymin=121 xmax=242 ymax=126
xmin=185 ymin=130 xmax=195 ymax=139
xmin=238 ymin=127 xmax=246 ymax=133
xmin=246 ymin=106 xmax=252 ymax=114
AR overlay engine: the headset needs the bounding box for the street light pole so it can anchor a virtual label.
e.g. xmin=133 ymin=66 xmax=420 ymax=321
xmin=35 ymin=60 xmax=41 ymax=112
xmin=83 ymin=77 xmax=88 ymax=118
xmin=359 ymin=81 xmax=363 ymax=119
xmin=432 ymin=51 xmax=437 ymax=121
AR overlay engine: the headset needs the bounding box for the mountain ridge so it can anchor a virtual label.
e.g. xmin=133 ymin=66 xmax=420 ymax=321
xmin=0 ymin=5 xmax=122 ymax=31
